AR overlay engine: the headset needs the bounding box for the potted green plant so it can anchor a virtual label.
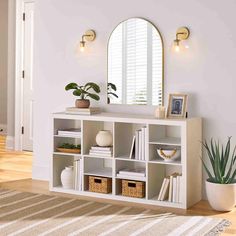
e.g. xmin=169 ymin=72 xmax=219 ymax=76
xmin=107 ymin=82 xmax=118 ymax=104
xmin=65 ymin=82 xmax=100 ymax=108
xmin=202 ymin=137 xmax=236 ymax=211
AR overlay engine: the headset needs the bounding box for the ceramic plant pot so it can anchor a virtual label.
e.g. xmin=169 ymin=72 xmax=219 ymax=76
xmin=206 ymin=180 xmax=236 ymax=211
xmin=61 ymin=166 xmax=73 ymax=189
xmin=96 ymin=130 xmax=113 ymax=147
xmin=75 ymin=99 xmax=90 ymax=108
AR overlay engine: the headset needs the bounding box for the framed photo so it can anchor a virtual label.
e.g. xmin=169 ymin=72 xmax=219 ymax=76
xmin=167 ymin=94 xmax=187 ymax=118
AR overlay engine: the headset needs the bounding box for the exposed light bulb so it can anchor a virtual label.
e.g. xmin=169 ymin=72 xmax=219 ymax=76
xmin=80 ymin=41 xmax=85 ymax=52
xmin=175 ymin=45 xmax=180 ymax=52
xmin=173 ymin=39 xmax=180 ymax=53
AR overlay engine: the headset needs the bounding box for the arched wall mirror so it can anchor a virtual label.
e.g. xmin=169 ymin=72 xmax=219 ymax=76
xmin=107 ymin=18 xmax=164 ymax=105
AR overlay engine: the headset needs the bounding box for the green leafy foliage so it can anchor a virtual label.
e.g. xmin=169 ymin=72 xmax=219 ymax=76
xmin=107 ymin=83 xmax=118 ymax=104
xmin=65 ymin=82 xmax=100 ymax=101
xmin=58 ymin=143 xmax=81 ymax=149
xmin=201 ymin=137 xmax=236 ymax=184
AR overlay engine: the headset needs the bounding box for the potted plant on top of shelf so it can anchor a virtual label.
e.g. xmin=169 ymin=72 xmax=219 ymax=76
xmin=65 ymin=82 xmax=100 ymax=108
xmin=202 ymin=137 xmax=236 ymax=211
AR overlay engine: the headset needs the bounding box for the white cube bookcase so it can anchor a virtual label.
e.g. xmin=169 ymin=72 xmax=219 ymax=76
xmin=51 ymin=112 xmax=202 ymax=209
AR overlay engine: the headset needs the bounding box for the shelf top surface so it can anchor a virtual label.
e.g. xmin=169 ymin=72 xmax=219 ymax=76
xmin=53 ymin=112 xmax=201 ymax=125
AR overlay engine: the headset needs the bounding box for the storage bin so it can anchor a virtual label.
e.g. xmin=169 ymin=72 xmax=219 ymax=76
xmin=89 ymin=176 xmax=112 ymax=194
xmin=122 ymin=180 xmax=145 ymax=198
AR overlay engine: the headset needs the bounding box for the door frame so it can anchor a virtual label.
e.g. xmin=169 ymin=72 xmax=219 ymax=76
xmin=15 ymin=0 xmax=34 ymax=150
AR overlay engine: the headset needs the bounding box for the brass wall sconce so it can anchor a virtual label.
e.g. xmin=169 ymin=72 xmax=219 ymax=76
xmin=173 ymin=27 xmax=190 ymax=52
xmin=80 ymin=30 xmax=96 ymax=52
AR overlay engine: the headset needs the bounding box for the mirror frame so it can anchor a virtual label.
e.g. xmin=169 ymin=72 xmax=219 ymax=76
xmin=106 ymin=17 xmax=164 ymax=106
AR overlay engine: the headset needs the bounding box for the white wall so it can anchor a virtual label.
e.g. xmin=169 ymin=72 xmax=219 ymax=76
xmin=0 ymin=0 xmax=8 ymax=132
xmin=33 ymin=0 xmax=236 ymax=196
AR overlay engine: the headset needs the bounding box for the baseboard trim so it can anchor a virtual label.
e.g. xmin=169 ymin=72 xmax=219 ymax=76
xmin=32 ymin=164 xmax=49 ymax=181
xmin=6 ymin=135 xmax=14 ymax=150
xmin=0 ymin=124 xmax=7 ymax=135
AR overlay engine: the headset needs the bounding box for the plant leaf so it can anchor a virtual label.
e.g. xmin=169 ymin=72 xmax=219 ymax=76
xmin=108 ymin=83 xmax=117 ymax=91
xmin=65 ymin=83 xmax=78 ymax=91
xmin=73 ymin=89 xmax=82 ymax=96
xmin=85 ymin=93 xmax=100 ymax=101
xmin=108 ymin=92 xmax=118 ymax=98
xmin=84 ymin=82 xmax=101 ymax=93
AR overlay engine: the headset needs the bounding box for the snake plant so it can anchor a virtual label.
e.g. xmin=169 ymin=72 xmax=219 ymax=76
xmin=202 ymin=137 xmax=236 ymax=184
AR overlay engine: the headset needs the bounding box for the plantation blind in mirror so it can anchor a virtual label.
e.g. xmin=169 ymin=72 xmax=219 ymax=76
xmin=107 ymin=18 xmax=163 ymax=105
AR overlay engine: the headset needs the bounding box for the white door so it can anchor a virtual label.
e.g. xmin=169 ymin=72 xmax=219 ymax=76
xmin=22 ymin=2 xmax=34 ymax=151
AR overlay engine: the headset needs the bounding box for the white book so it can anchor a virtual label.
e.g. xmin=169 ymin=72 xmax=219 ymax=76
xmin=161 ymin=178 xmax=170 ymax=201
xmin=79 ymin=160 xmax=82 ymax=191
xmin=75 ymin=160 xmax=80 ymax=190
xmin=138 ymin=130 xmax=142 ymax=160
xmin=73 ymin=161 xmax=77 ymax=190
xmin=176 ymin=175 xmax=181 ymax=203
xmin=135 ymin=130 xmax=139 ymax=160
xmin=119 ymin=169 xmax=146 ymax=177
xmin=173 ymin=177 xmax=177 ymax=203
xmin=179 ymin=175 xmax=183 ymax=203
xmin=158 ymin=178 xmax=166 ymax=201
xmin=91 ymin=146 xmax=112 ymax=151
xmin=116 ymin=174 xmax=145 ymax=181
xmin=89 ymin=150 xmax=112 ymax=154
xmin=141 ymin=127 xmax=145 ymax=161
xmin=66 ymin=107 xmax=100 ymax=112
xmin=129 ymin=136 xmax=136 ymax=159
xmin=144 ymin=127 xmax=148 ymax=161
xmin=168 ymin=175 xmax=173 ymax=202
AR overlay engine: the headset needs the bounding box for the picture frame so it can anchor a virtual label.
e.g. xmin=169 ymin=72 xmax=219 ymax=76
xmin=167 ymin=94 xmax=188 ymax=118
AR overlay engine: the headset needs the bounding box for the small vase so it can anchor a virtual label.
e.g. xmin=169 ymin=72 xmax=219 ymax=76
xmin=61 ymin=166 xmax=73 ymax=189
xmin=96 ymin=130 xmax=113 ymax=147
xmin=75 ymin=99 xmax=90 ymax=108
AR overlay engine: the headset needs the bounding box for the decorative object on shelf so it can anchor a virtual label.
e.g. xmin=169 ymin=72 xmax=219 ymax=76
xmin=167 ymin=93 xmax=187 ymax=119
xmin=107 ymin=83 xmax=118 ymax=104
xmin=56 ymin=143 xmax=81 ymax=154
xmin=157 ymin=148 xmax=181 ymax=162
xmin=155 ymin=106 xmax=166 ymax=119
xmin=172 ymin=27 xmax=190 ymax=53
xmin=89 ymin=176 xmax=112 ymax=194
xmin=89 ymin=145 xmax=113 ymax=157
xmin=202 ymin=137 xmax=236 ymax=211
xmin=95 ymin=130 xmax=113 ymax=147
xmin=65 ymin=82 xmax=100 ymax=108
xmin=79 ymin=29 xmax=96 ymax=52
xmin=57 ymin=128 xmax=81 ymax=137
xmin=61 ymin=166 xmax=74 ymax=189
xmin=122 ymin=180 xmax=145 ymax=198
xmin=65 ymin=107 xmax=101 ymax=115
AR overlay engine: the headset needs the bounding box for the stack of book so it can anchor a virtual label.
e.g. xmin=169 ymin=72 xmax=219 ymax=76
xmin=57 ymin=128 xmax=81 ymax=138
xmin=116 ymin=168 xmax=146 ymax=180
xmin=89 ymin=146 xmax=113 ymax=157
xmin=73 ymin=159 xmax=82 ymax=191
xmin=157 ymin=173 xmax=183 ymax=203
xmin=129 ymin=127 xmax=147 ymax=160
xmin=65 ymin=107 xmax=101 ymax=115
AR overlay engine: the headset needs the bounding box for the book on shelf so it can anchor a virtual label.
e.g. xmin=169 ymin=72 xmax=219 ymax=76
xmin=58 ymin=128 xmax=81 ymax=136
xmin=132 ymin=127 xmax=147 ymax=161
xmin=74 ymin=159 xmax=82 ymax=191
xmin=118 ymin=168 xmax=146 ymax=177
xmin=91 ymin=146 xmax=112 ymax=151
xmin=129 ymin=136 xmax=136 ymax=159
xmin=158 ymin=172 xmax=182 ymax=203
xmin=65 ymin=107 xmax=101 ymax=115
xmin=135 ymin=130 xmax=139 ymax=160
xmin=116 ymin=174 xmax=145 ymax=181
xmin=89 ymin=145 xmax=113 ymax=157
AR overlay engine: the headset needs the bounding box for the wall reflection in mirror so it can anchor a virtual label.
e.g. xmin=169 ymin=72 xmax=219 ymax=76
xmin=107 ymin=18 xmax=163 ymax=105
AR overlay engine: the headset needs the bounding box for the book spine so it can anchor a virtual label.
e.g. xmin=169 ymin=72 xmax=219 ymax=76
xmin=135 ymin=130 xmax=139 ymax=160
xmin=144 ymin=127 xmax=148 ymax=161
xmin=158 ymin=178 xmax=166 ymax=201
xmin=138 ymin=130 xmax=142 ymax=160
xmin=141 ymin=127 xmax=145 ymax=161
xmin=173 ymin=177 xmax=177 ymax=203
xmin=118 ymin=171 xmax=145 ymax=177
xmin=168 ymin=176 xmax=173 ymax=202
xmin=161 ymin=178 xmax=170 ymax=201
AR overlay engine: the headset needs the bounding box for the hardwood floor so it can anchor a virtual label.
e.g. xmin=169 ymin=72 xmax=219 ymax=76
xmin=0 ymin=135 xmax=235 ymax=235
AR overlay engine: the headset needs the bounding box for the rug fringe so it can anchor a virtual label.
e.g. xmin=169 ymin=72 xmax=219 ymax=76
xmin=205 ymin=219 xmax=231 ymax=236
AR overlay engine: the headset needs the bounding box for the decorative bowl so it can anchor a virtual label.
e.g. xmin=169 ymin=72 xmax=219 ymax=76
xmin=157 ymin=148 xmax=180 ymax=162
xmin=56 ymin=148 xmax=81 ymax=154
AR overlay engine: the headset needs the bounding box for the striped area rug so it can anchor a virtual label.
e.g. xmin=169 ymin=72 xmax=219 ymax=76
xmin=0 ymin=189 xmax=230 ymax=236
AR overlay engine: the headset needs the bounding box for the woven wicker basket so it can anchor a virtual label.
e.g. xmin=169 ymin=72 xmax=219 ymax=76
xmin=89 ymin=176 xmax=112 ymax=194
xmin=122 ymin=180 xmax=145 ymax=198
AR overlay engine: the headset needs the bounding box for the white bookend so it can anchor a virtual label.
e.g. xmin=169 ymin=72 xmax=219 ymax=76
xmin=161 ymin=178 xmax=170 ymax=201
xmin=138 ymin=130 xmax=142 ymax=160
xmin=141 ymin=127 xmax=145 ymax=160
xmin=168 ymin=175 xmax=173 ymax=202
xmin=135 ymin=130 xmax=139 ymax=160
xmin=158 ymin=178 xmax=166 ymax=201
xmin=129 ymin=136 xmax=136 ymax=159
xmin=173 ymin=177 xmax=177 ymax=203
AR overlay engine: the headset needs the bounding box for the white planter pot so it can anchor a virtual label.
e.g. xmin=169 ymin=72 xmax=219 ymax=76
xmin=96 ymin=130 xmax=113 ymax=147
xmin=61 ymin=166 xmax=73 ymax=189
xmin=206 ymin=180 xmax=236 ymax=211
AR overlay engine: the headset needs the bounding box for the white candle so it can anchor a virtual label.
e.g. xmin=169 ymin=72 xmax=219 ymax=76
xmin=155 ymin=106 xmax=166 ymax=119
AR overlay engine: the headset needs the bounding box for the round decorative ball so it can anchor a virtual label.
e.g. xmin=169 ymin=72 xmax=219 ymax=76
xmin=61 ymin=166 xmax=73 ymax=189
xmin=96 ymin=130 xmax=113 ymax=147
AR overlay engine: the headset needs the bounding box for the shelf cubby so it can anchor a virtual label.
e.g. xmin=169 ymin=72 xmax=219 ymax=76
xmin=53 ymin=119 xmax=81 ymax=135
xmin=82 ymin=120 xmax=114 ymax=155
